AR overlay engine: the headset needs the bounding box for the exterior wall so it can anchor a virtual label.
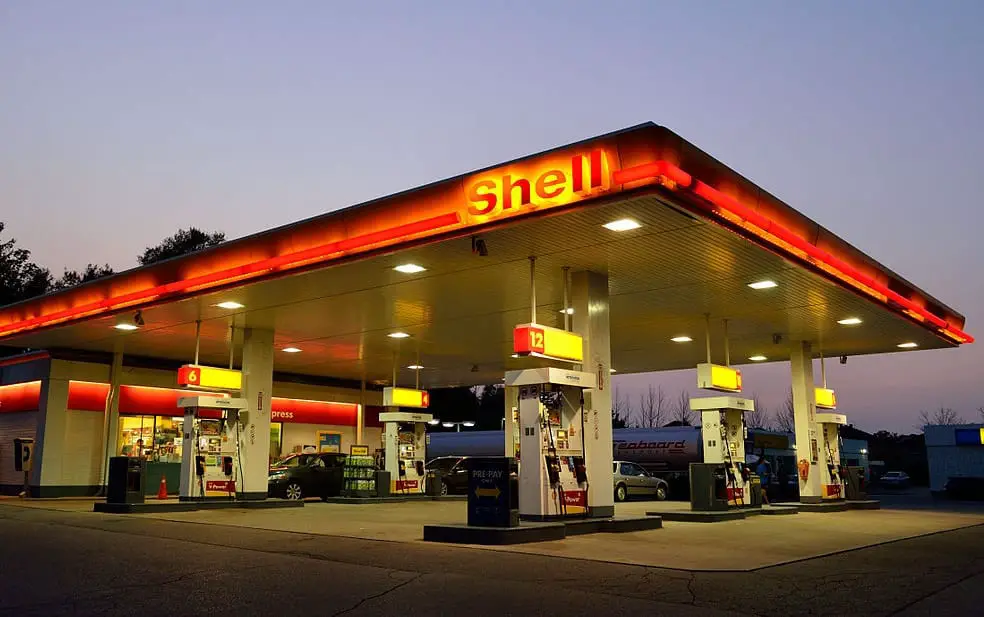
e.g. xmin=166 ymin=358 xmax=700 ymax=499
xmin=280 ymin=423 xmax=382 ymax=457
xmin=10 ymin=355 xmax=383 ymax=496
xmin=0 ymin=411 xmax=37 ymax=494
xmin=925 ymin=424 xmax=984 ymax=492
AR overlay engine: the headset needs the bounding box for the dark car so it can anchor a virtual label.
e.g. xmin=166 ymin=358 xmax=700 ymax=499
xmin=944 ymin=476 xmax=984 ymax=501
xmin=268 ymin=453 xmax=346 ymax=500
xmin=425 ymin=456 xmax=470 ymax=495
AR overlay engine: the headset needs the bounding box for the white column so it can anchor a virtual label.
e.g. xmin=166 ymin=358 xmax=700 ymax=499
xmin=98 ymin=350 xmax=123 ymax=492
xmin=571 ymin=270 xmax=615 ymax=517
xmin=239 ymin=328 xmax=274 ymax=499
xmin=790 ymin=341 xmax=822 ymax=503
xmin=31 ymin=375 xmax=70 ymax=497
xmin=503 ymin=385 xmax=519 ymax=457
xmin=357 ymin=379 xmax=366 ymax=445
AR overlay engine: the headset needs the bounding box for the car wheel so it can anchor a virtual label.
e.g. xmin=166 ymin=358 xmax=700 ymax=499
xmin=285 ymin=482 xmax=303 ymax=500
xmin=615 ymin=483 xmax=628 ymax=502
xmin=655 ymin=484 xmax=668 ymax=501
xmin=441 ymin=481 xmax=449 ymax=496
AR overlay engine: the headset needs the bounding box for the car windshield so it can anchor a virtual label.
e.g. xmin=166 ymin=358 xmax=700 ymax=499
xmin=428 ymin=458 xmax=459 ymax=472
xmin=271 ymin=455 xmax=301 ymax=468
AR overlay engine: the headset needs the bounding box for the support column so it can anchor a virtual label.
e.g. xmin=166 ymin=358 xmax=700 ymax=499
xmin=357 ymin=378 xmax=366 ymax=445
xmin=31 ymin=373 xmax=71 ymax=497
xmin=239 ymin=328 xmax=274 ymax=500
xmin=571 ymin=270 xmax=614 ymax=517
xmin=790 ymin=341 xmax=822 ymax=503
xmin=503 ymin=385 xmax=519 ymax=457
xmin=98 ymin=350 xmax=123 ymax=493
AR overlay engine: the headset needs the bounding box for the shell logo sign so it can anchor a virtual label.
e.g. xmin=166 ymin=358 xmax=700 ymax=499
xmin=465 ymin=149 xmax=612 ymax=219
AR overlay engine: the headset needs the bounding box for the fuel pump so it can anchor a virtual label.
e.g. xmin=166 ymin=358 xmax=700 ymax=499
xmin=378 ymin=411 xmax=432 ymax=494
xmin=504 ymin=367 xmax=595 ymax=521
xmin=816 ymin=412 xmax=848 ymax=500
xmin=690 ymin=396 xmax=753 ymax=506
xmin=176 ymin=396 xmax=248 ymax=501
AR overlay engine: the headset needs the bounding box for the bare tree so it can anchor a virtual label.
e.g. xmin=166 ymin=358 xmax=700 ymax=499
xmin=637 ymin=384 xmax=667 ymax=428
xmin=775 ymin=389 xmax=796 ymax=433
xmin=612 ymin=387 xmax=632 ymax=428
xmin=670 ymin=390 xmax=696 ymax=425
xmin=978 ymin=406 xmax=984 ymax=423
xmin=745 ymin=394 xmax=773 ymax=430
xmin=918 ymin=407 xmax=963 ymax=429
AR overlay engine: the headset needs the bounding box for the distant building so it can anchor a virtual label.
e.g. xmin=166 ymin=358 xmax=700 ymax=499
xmin=924 ymin=424 xmax=984 ymax=493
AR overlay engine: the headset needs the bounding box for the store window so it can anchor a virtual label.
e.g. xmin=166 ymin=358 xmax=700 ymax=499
xmin=270 ymin=424 xmax=283 ymax=463
xmin=117 ymin=415 xmax=184 ymax=463
xmin=119 ymin=416 xmax=154 ymax=458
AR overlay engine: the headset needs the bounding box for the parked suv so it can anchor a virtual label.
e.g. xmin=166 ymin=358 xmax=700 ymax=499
xmin=613 ymin=461 xmax=669 ymax=502
xmin=268 ymin=453 xmax=347 ymax=500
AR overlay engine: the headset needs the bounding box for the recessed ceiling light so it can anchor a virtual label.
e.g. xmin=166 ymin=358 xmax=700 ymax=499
xmin=671 ymin=336 xmax=693 ymax=343
xmin=559 ymin=307 xmax=574 ymax=315
xmin=603 ymin=219 xmax=641 ymax=232
xmin=511 ymin=354 xmax=520 ymax=359
xmin=394 ymin=264 xmax=426 ymax=274
xmin=215 ymin=301 xmax=244 ymax=310
xmin=897 ymin=342 xmax=918 ymax=349
xmin=837 ymin=317 xmax=863 ymax=326
xmin=113 ymin=323 xmax=139 ymax=331
xmin=282 ymin=347 xmax=302 ymax=353
xmin=610 ymin=368 xmax=617 ymax=374
xmin=407 ymin=364 xmax=424 ymax=370
xmin=748 ymin=355 xmax=768 ymax=362
xmin=388 ymin=332 xmax=410 ymax=339
xmin=748 ymin=280 xmax=778 ymax=290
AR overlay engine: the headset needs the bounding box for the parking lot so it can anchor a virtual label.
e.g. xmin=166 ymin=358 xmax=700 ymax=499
xmin=5 ymin=492 xmax=982 ymax=572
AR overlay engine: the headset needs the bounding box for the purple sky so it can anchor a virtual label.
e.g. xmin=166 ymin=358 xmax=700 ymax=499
xmin=2 ymin=2 xmax=982 ymax=433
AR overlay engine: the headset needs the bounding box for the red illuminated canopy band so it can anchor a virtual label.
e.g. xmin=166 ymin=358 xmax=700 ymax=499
xmin=0 ymin=381 xmax=42 ymax=413
xmin=615 ymin=160 xmax=974 ymax=345
xmin=0 ymin=212 xmax=461 ymax=339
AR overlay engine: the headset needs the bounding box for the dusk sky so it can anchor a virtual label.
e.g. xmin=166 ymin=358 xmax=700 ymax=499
xmin=2 ymin=2 xmax=982 ymax=433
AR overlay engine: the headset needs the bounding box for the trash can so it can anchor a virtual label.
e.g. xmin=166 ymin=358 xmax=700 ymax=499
xmin=690 ymin=463 xmax=729 ymax=511
xmin=748 ymin=474 xmax=762 ymax=506
xmin=425 ymin=470 xmax=443 ymax=496
xmin=375 ymin=470 xmax=391 ymax=498
xmin=107 ymin=456 xmax=146 ymax=504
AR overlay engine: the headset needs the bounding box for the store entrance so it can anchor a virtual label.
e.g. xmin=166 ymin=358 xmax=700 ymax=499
xmin=118 ymin=414 xmax=184 ymax=496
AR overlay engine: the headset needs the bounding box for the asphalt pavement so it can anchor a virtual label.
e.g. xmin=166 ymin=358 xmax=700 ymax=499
xmin=0 ymin=499 xmax=982 ymax=617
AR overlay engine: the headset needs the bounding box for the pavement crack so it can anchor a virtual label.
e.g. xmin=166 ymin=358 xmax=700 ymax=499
xmin=685 ymin=571 xmax=697 ymax=606
xmin=329 ymin=572 xmax=422 ymax=616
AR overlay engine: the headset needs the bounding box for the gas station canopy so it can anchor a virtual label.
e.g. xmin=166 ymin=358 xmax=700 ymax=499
xmin=0 ymin=123 xmax=971 ymax=388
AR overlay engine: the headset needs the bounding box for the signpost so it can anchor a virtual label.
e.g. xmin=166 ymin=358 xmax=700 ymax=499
xmin=466 ymin=457 xmax=519 ymax=528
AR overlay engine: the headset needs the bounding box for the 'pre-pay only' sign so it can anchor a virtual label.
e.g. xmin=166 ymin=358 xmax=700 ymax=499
xmin=466 ymin=457 xmax=518 ymax=528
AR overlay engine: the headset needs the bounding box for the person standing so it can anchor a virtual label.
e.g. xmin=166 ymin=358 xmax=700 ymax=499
xmin=756 ymin=456 xmax=772 ymax=505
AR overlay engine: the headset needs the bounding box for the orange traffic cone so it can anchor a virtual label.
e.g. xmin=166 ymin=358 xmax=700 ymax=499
xmin=157 ymin=475 xmax=168 ymax=500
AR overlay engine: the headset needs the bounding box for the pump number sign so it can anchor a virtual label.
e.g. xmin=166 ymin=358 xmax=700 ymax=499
xmin=178 ymin=365 xmax=243 ymax=391
xmin=696 ymin=363 xmax=742 ymax=393
xmin=382 ymin=387 xmax=430 ymax=408
xmin=513 ymin=324 xmax=583 ymax=363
